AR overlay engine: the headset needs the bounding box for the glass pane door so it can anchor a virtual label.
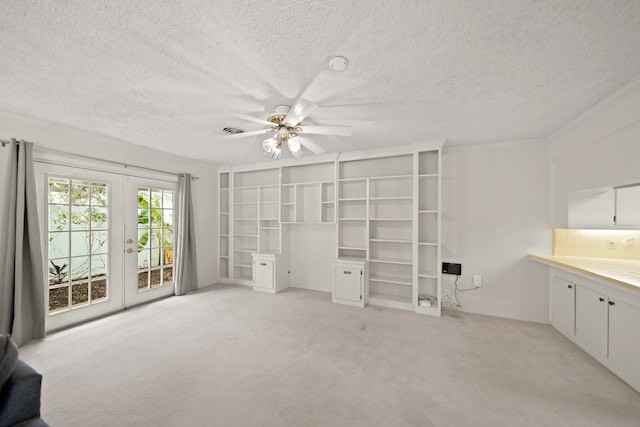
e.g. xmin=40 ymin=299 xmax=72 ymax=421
xmin=124 ymin=178 xmax=176 ymax=306
xmin=36 ymin=165 xmax=125 ymax=332
xmin=47 ymin=178 xmax=109 ymax=312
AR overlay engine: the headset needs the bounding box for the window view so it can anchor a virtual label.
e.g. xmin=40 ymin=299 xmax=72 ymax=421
xmin=48 ymin=178 xmax=108 ymax=313
xmin=137 ymin=187 xmax=174 ymax=291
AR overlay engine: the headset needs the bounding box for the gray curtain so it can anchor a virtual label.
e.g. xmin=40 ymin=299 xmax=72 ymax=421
xmin=0 ymin=139 xmax=45 ymax=346
xmin=174 ymin=173 xmax=198 ymax=295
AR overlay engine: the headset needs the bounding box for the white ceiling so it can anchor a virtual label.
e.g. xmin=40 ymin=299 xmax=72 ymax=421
xmin=1 ymin=0 xmax=640 ymax=166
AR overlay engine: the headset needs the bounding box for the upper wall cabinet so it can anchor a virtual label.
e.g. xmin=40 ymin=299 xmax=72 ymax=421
xmin=615 ymin=185 xmax=640 ymax=226
xmin=568 ymin=183 xmax=640 ymax=229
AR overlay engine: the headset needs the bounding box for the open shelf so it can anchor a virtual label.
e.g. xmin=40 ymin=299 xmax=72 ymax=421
xmin=369 ymin=174 xmax=412 ymax=181
xmin=369 ymin=258 xmax=412 ymax=265
xmin=370 ymin=239 xmax=412 ymax=244
xmin=369 ymin=275 xmax=412 ymax=286
xmin=219 ymin=171 xmax=230 ymax=279
xmin=368 ymin=293 xmax=413 ymax=310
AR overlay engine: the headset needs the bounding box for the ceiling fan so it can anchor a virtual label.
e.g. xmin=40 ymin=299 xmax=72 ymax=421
xmin=221 ymin=98 xmax=352 ymax=159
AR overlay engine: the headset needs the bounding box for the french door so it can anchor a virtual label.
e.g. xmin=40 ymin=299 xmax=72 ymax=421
xmin=123 ymin=177 xmax=176 ymax=307
xmin=37 ymin=164 xmax=176 ymax=331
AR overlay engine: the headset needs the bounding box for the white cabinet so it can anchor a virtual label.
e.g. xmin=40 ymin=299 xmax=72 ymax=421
xmin=575 ymin=285 xmax=609 ymax=359
xmin=567 ymin=183 xmax=640 ymax=229
xmin=608 ymin=299 xmax=640 ymax=388
xmin=551 ymin=275 xmax=575 ymax=338
xmin=615 ymin=184 xmax=640 ymax=226
xmin=332 ymin=259 xmax=367 ymax=307
xmin=252 ymin=253 xmax=288 ymax=294
xmin=551 ymin=268 xmax=640 ymax=392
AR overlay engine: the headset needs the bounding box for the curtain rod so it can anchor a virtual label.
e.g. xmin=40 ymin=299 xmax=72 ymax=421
xmin=1 ymin=139 xmax=198 ymax=180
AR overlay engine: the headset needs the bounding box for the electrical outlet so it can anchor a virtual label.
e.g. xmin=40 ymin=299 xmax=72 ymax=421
xmin=473 ymin=275 xmax=482 ymax=287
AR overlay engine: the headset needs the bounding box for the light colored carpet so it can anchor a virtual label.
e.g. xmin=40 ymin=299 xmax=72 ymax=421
xmin=20 ymin=284 xmax=640 ymax=427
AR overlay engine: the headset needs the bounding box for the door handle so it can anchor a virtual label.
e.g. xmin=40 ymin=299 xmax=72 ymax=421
xmin=126 ymin=238 xmax=134 ymax=244
xmin=126 ymin=248 xmax=134 ymax=254
xmin=343 ymin=270 xmax=352 ymax=275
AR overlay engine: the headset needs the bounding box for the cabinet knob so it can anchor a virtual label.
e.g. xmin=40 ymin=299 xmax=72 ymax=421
xmin=599 ymin=297 xmax=605 ymax=302
xmin=609 ymin=301 xmax=615 ymax=306
xmin=568 ymin=285 xmax=573 ymax=289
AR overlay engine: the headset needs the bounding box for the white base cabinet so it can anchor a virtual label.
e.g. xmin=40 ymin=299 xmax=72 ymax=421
xmin=252 ymin=253 xmax=288 ymax=294
xmin=332 ymin=258 xmax=367 ymax=308
xmin=551 ymin=275 xmax=576 ymax=338
xmin=575 ymin=285 xmax=609 ymax=360
xmin=550 ymin=268 xmax=640 ymax=393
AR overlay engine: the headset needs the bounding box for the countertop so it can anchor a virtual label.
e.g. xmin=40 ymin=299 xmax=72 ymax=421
xmin=529 ymin=254 xmax=640 ymax=292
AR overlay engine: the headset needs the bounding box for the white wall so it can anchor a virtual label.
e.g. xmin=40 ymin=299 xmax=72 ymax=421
xmin=0 ymin=110 xmax=218 ymax=288
xmin=441 ymin=141 xmax=551 ymax=322
xmin=549 ymin=78 xmax=640 ymax=227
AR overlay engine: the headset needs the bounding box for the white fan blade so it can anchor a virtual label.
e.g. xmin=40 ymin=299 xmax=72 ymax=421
xmin=220 ymin=129 xmax=271 ymax=139
xmin=233 ymin=113 xmax=274 ymax=127
xmin=284 ymin=99 xmax=318 ymax=126
xmin=300 ymin=125 xmax=352 ymax=136
xmin=298 ymin=136 xmax=326 ymax=154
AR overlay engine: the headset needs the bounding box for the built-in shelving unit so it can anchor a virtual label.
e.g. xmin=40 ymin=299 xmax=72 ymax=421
xmin=337 ymin=177 xmax=368 ymax=258
xmin=218 ymin=141 xmax=442 ymax=313
xmin=281 ymin=162 xmax=335 ymax=224
xmin=337 ymin=145 xmax=443 ymax=315
xmin=338 ymin=154 xmax=415 ymax=310
xmin=218 ymin=171 xmax=230 ymax=281
xmin=414 ymin=149 xmax=441 ymax=315
xmin=232 ymin=168 xmax=280 ymax=285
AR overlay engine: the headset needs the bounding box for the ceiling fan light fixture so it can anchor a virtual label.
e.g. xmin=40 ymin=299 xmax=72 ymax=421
xmin=287 ymin=137 xmax=303 ymax=159
xmin=263 ymin=137 xmax=280 ymax=157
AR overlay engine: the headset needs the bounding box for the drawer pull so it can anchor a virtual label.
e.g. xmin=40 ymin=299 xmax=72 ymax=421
xmin=599 ymin=297 xmax=605 ymax=302
xmin=343 ymin=270 xmax=352 ymax=275
xmin=260 ymin=263 xmax=267 ymax=266
xmin=609 ymin=301 xmax=615 ymax=306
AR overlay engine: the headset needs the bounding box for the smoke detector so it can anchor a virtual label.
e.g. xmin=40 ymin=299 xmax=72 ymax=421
xmin=328 ymin=56 xmax=348 ymax=71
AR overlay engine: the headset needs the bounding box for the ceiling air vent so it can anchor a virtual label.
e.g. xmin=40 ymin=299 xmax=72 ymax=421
xmin=222 ymin=127 xmax=245 ymax=135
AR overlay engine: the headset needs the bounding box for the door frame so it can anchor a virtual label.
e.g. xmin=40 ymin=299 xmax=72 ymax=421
xmin=35 ymin=161 xmax=179 ymax=332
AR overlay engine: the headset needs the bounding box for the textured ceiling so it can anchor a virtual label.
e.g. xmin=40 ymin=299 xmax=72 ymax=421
xmin=1 ymin=0 xmax=640 ymax=166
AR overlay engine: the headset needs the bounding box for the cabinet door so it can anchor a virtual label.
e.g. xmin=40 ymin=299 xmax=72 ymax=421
xmin=254 ymin=258 xmax=274 ymax=290
xmin=334 ymin=266 xmax=362 ymax=302
xmin=551 ymin=276 xmax=576 ymax=337
xmin=615 ymin=185 xmax=640 ymax=226
xmin=575 ymin=285 xmax=609 ymax=359
xmin=608 ymin=299 xmax=640 ymax=382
